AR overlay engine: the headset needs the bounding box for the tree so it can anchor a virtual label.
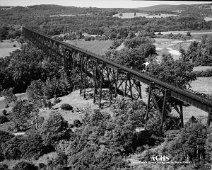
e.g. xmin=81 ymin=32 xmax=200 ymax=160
xmin=147 ymin=54 xmax=196 ymax=89
xmin=168 ymin=121 xmax=207 ymax=163
xmin=10 ymin=100 xmax=34 ymax=131
xmin=185 ymin=36 xmax=212 ymax=66
xmin=26 ymin=79 xmax=46 ymax=105
xmin=205 ymin=125 xmax=212 ymax=163
xmin=2 ymin=131 xmax=53 ymax=160
xmin=0 ymin=26 xmax=9 ymax=40
xmin=111 ymin=45 xmax=156 ymax=71
xmin=2 ymin=136 xmax=23 ymax=160
xmin=1 ymin=88 xmax=17 ymax=105
xmin=124 ymin=36 xmax=153 ymax=49
xmin=19 ymin=132 xmax=52 ymax=159
xmin=40 ymin=112 xmax=71 ymax=146
xmin=106 ymin=36 xmax=156 ymax=71
xmin=0 ymin=164 xmax=9 ymax=170
xmin=12 ymin=161 xmax=37 ymax=170
xmin=0 ymin=130 xmax=14 ymax=160
xmin=67 ymin=108 xmax=128 ymax=169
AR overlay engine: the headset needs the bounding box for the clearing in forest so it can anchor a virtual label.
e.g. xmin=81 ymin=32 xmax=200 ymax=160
xmin=0 ymin=40 xmax=20 ymax=58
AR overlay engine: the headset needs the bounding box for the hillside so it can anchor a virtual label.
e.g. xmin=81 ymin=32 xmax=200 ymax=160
xmin=137 ymin=4 xmax=189 ymax=12
xmin=0 ymin=4 xmax=119 ymax=17
xmin=137 ymin=3 xmax=212 ymax=16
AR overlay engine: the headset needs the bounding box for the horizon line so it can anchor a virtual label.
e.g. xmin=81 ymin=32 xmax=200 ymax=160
xmin=0 ymin=1 xmax=210 ymax=9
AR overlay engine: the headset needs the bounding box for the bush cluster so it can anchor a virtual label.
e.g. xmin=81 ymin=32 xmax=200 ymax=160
xmin=0 ymin=164 xmax=9 ymax=170
xmin=12 ymin=161 xmax=37 ymax=170
xmin=194 ymin=69 xmax=212 ymax=77
xmin=73 ymin=119 xmax=82 ymax=127
xmin=2 ymin=110 xmax=7 ymax=116
xmin=2 ymin=133 xmax=53 ymax=160
xmin=0 ymin=116 xmax=9 ymax=124
xmin=60 ymin=103 xmax=73 ymax=111
xmin=157 ymin=32 xmax=192 ymax=40
xmin=53 ymin=98 xmax=61 ymax=104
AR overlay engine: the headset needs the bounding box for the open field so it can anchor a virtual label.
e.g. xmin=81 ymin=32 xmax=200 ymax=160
xmin=155 ymin=30 xmax=212 ymax=40
xmin=0 ymin=93 xmax=27 ymax=114
xmin=193 ymin=66 xmax=212 ymax=72
xmin=156 ymin=30 xmax=212 ymax=35
xmin=205 ymin=17 xmax=212 ymax=21
xmin=154 ymin=38 xmax=195 ymax=61
xmin=65 ymin=39 xmax=113 ymax=56
xmin=191 ymin=77 xmax=212 ymax=95
xmin=154 ymin=38 xmax=196 ymax=50
xmin=113 ymin=12 xmax=178 ymax=19
xmin=0 ymin=40 xmax=20 ymax=58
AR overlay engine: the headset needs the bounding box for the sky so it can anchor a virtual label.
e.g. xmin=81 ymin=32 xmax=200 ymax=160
xmin=0 ymin=0 xmax=210 ymax=8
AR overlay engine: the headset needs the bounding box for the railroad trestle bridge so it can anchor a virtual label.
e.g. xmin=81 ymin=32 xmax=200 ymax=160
xmin=22 ymin=27 xmax=212 ymax=129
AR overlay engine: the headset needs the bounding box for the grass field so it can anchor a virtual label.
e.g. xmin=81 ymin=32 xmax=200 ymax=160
xmin=65 ymin=39 xmax=113 ymax=56
xmin=193 ymin=66 xmax=212 ymax=72
xmin=191 ymin=77 xmax=212 ymax=95
xmin=205 ymin=17 xmax=212 ymax=21
xmin=0 ymin=40 xmax=20 ymax=58
xmin=154 ymin=38 xmax=191 ymax=61
xmin=155 ymin=30 xmax=212 ymax=41
xmin=113 ymin=12 xmax=177 ymax=19
xmin=156 ymin=30 xmax=212 ymax=35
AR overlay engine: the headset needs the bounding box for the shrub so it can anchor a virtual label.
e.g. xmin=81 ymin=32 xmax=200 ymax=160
xmin=38 ymin=163 xmax=46 ymax=169
xmin=1 ymin=88 xmax=17 ymax=105
xmin=60 ymin=103 xmax=73 ymax=111
xmin=69 ymin=124 xmax=74 ymax=128
xmin=19 ymin=133 xmax=52 ymax=159
xmin=0 ymin=116 xmax=8 ymax=124
xmin=12 ymin=161 xmax=37 ymax=170
xmin=158 ymin=32 xmax=162 ymax=35
xmin=2 ymin=133 xmax=52 ymax=160
xmin=0 ymin=152 xmax=4 ymax=162
xmin=186 ymin=31 xmax=191 ymax=36
xmin=0 ymin=130 xmax=15 ymax=146
xmin=0 ymin=164 xmax=9 ymax=170
xmin=84 ymin=36 xmax=92 ymax=41
xmin=194 ymin=69 xmax=212 ymax=77
xmin=73 ymin=119 xmax=82 ymax=127
xmin=2 ymin=110 xmax=7 ymax=116
xmin=2 ymin=136 xmax=23 ymax=160
xmin=47 ymin=100 xmax=52 ymax=109
xmin=54 ymin=98 xmax=61 ymax=104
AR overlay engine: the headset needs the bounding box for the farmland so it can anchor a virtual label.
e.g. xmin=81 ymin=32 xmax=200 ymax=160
xmin=65 ymin=39 xmax=113 ymax=56
xmin=154 ymin=38 xmax=188 ymax=61
xmin=156 ymin=30 xmax=212 ymax=40
xmin=113 ymin=12 xmax=178 ymax=19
